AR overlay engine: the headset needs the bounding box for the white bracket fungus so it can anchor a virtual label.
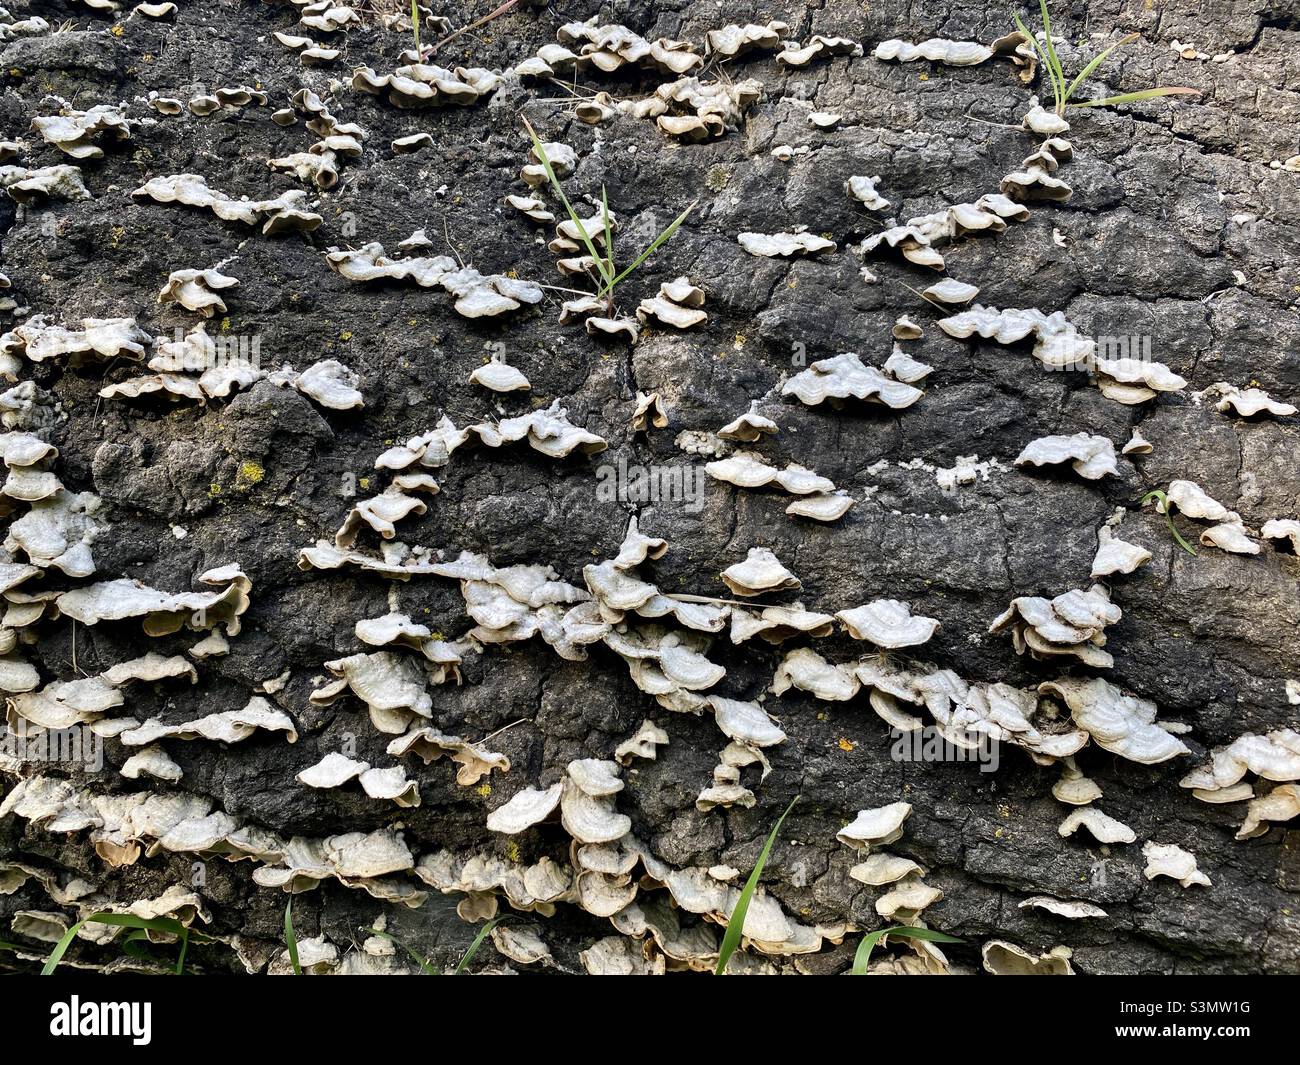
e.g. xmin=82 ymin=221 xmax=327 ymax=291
xmin=776 ymin=35 xmax=863 ymax=66
xmin=55 ymin=564 xmax=251 ymax=636
xmin=1018 ymin=896 xmax=1108 ymax=919
xmin=637 ymin=277 xmax=707 ymax=329
xmin=1091 ymin=527 xmax=1152 ymax=578
xmin=32 ymin=105 xmax=131 ymax=160
xmin=1142 ymin=841 xmax=1211 ymax=887
xmin=0 ymin=164 xmax=91 ymax=203
xmin=990 ymin=584 xmax=1121 ymax=667
xmin=1211 ymin=383 xmax=1297 ymax=418
xmin=705 ymin=21 xmax=789 ymax=57
xmin=1261 ymin=519 xmax=1300 ymax=554
xmin=352 ymin=63 xmax=502 ymax=107
xmin=132 ymin=174 xmax=323 ymax=234
xmin=1178 ymin=729 xmax=1300 ymax=795
xmin=1237 ymin=785 xmax=1300 ymax=840
xmin=738 ymin=230 xmax=836 ymax=258
xmin=121 ymin=697 xmax=297 ymax=747
xmin=1040 ymin=677 xmax=1191 ymax=764
xmin=1 ymin=316 xmax=150 ymax=366
xmin=614 ymin=719 xmax=669 ymax=764
xmin=157 ymin=268 xmax=239 ymax=318
xmin=836 ymin=600 xmax=939 ymax=648
xmin=720 ymin=547 xmax=800 ymax=597
xmin=858 ymin=194 xmax=1029 ymax=270
xmin=553 ymin=18 xmax=702 ymax=75
xmin=469 ymin=355 xmax=530 ymax=393
xmin=837 ymin=803 xmax=912 ymax=851
xmin=782 ymin=351 xmax=924 ymax=409
xmin=981 ymin=940 xmax=1074 ymax=975
xmin=1058 ymin=807 xmax=1136 ymax=844
xmin=486 ymin=783 xmax=563 ymax=834
xmin=846 ymin=175 xmax=890 ymax=211
xmin=324 ymin=241 xmax=542 ymax=319
xmin=1014 ymin=433 xmax=1118 ymax=480
xmin=718 ymin=402 xmax=778 ymax=442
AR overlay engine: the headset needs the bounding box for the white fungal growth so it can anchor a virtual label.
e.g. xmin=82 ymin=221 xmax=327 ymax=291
xmin=990 ymin=585 xmax=1121 ymax=668
xmin=1091 ymin=527 xmax=1152 ymax=578
xmin=1142 ymin=841 xmax=1211 ymax=887
xmin=157 ymin=268 xmax=240 ymax=318
xmin=720 ymin=547 xmax=800 ymax=596
xmin=1040 ymin=677 xmax=1191 ymax=765
xmin=31 ymin=105 xmax=131 ymax=159
xmin=1059 ymin=806 xmax=1136 ymax=844
xmin=1014 ymin=433 xmax=1118 ymax=480
xmin=738 ymin=231 xmax=836 ymax=258
xmin=835 ymin=600 xmax=939 ymax=648
xmin=837 ymin=803 xmax=912 ymax=851
xmin=133 ymin=174 xmax=323 ymax=234
xmin=783 ymin=352 xmax=924 ymax=409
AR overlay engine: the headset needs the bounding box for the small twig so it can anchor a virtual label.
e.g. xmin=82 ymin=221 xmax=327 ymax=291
xmin=479 ymin=717 xmax=529 ymax=744
xmin=431 ymin=0 xmax=519 ymax=55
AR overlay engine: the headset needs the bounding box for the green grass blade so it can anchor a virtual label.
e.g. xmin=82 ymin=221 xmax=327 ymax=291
xmin=173 ymin=929 xmax=190 ymax=975
xmin=1062 ymin=32 xmax=1139 ymax=106
xmin=411 ymin=0 xmax=420 ymax=55
xmin=601 ymin=184 xmax=614 ymax=284
xmin=522 ymin=118 xmax=613 ymax=288
xmin=714 ymin=795 xmax=798 ymax=975
xmin=599 ymin=200 xmax=697 ymax=297
xmin=41 ymin=919 xmax=87 ymax=975
xmin=284 ymin=900 xmax=301 ymax=976
xmin=367 ymin=927 xmax=439 ymax=974
xmin=1141 ymin=489 xmax=1198 ymax=556
xmin=40 ymin=913 xmax=190 ymax=975
xmin=851 ymin=925 xmax=963 ymax=975
xmin=454 ymin=916 xmax=506 ymax=974
xmin=1036 ymin=0 xmax=1068 ymax=113
xmin=1012 ymin=12 xmax=1059 ymax=107
xmin=1073 ymin=86 xmax=1201 ymax=108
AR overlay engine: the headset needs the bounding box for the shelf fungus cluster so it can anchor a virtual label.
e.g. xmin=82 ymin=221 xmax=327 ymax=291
xmin=1153 ymin=480 xmax=1262 ymax=555
xmin=96 ymin=324 xmax=363 ymax=410
xmin=858 ymin=193 xmax=1029 ymax=270
xmin=268 ymin=89 xmax=367 ymax=191
xmin=515 ymin=18 xmax=703 ymax=78
xmin=1180 ymin=729 xmax=1300 ymax=839
xmin=939 ymin=305 xmax=1187 ymax=404
xmin=872 ymin=31 xmax=1036 ymax=79
xmin=31 ymin=105 xmax=131 ymax=160
xmin=132 ymin=174 xmax=323 ymax=235
xmin=782 ymin=351 xmax=924 ymax=410
xmin=352 ymin=63 xmax=502 ymax=108
xmin=838 ymin=804 xmax=944 ymax=921
xmin=326 ymin=241 xmax=542 ymax=319
xmin=705 ymin=450 xmax=852 ymax=522
xmin=990 ymin=585 xmax=1121 ymax=668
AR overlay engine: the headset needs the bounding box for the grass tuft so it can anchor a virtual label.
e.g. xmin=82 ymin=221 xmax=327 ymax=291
xmin=521 ymin=117 xmax=696 ymax=313
xmin=1140 ymin=488 xmax=1199 ymax=556
xmin=1014 ymin=0 xmax=1198 ymax=116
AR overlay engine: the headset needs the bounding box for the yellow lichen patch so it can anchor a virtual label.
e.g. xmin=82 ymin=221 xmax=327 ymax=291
xmin=235 ymin=460 xmax=265 ymax=489
xmin=837 ymin=737 xmax=856 ymax=752
xmin=475 ymin=782 xmax=492 ymax=798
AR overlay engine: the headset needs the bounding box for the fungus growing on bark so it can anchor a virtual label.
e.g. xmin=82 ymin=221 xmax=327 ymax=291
xmin=846 ymin=174 xmax=890 ymax=211
xmin=990 ymin=584 xmax=1121 ymax=668
xmin=705 ymin=21 xmax=789 ymax=57
xmin=1142 ymin=841 xmax=1211 ymax=887
xmin=120 ymin=697 xmax=298 ymax=747
xmin=157 ymin=268 xmax=239 ymax=318
xmin=1211 ymin=383 xmax=1297 ymax=418
xmin=637 ymin=277 xmax=707 ymax=329
xmin=782 ymin=352 xmax=923 ymax=409
xmin=55 ymin=564 xmax=251 ymax=637
xmin=837 ymin=803 xmax=912 ymax=850
xmin=836 ymin=600 xmax=939 ymax=648
xmin=32 ymin=105 xmax=131 ymax=159
xmin=352 ymin=63 xmax=503 ymax=107
xmin=132 ymin=174 xmax=323 ymax=234
xmin=738 ymin=231 xmax=836 ymax=258
xmin=1018 ymin=896 xmax=1108 ymax=919
xmin=469 ymin=356 xmax=530 ymax=393
xmin=776 ymin=36 xmax=863 ymax=66
xmin=982 ymin=940 xmax=1074 ymax=975
xmin=1040 ymin=677 xmax=1191 ymax=764
xmin=1091 ymin=527 xmax=1151 ymax=577
xmin=1058 ymin=807 xmax=1136 ymax=844
xmin=1014 ymin=433 xmax=1118 ymax=480
xmin=720 ymin=547 xmax=800 ymax=596
xmin=0 ymin=164 xmax=91 ymax=203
